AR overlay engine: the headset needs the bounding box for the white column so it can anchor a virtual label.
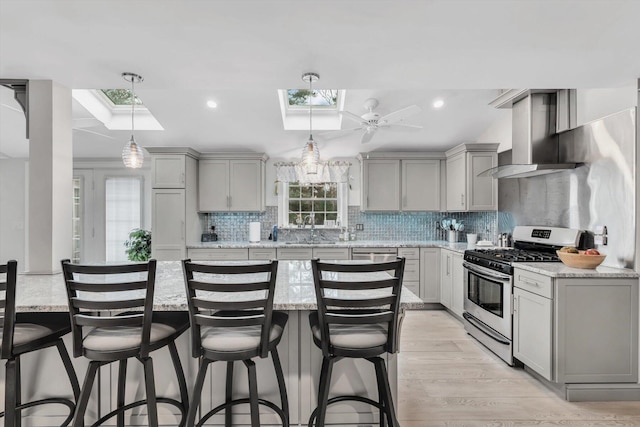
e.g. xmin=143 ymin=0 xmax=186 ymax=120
xmin=26 ymin=80 xmax=72 ymax=274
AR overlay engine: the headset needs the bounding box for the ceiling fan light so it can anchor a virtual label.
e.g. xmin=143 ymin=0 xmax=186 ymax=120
xmin=122 ymin=136 xmax=144 ymax=169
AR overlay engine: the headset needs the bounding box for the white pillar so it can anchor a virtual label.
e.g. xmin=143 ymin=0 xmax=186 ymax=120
xmin=26 ymin=80 xmax=72 ymax=273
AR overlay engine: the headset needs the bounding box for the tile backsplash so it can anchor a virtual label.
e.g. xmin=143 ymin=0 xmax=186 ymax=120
xmin=201 ymin=207 xmax=498 ymax=243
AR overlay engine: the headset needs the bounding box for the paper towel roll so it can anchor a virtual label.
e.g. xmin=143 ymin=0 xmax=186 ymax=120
xmin=249 ymin=222 xmax=261 ymax=243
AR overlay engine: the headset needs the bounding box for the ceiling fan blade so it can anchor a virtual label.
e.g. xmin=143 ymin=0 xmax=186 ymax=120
xmin=378 ymin=105 xmax=422 ymax=125
xmin=318 ymin=127 xmax=364 ymax=140
xmin=73 ymin=128 xmax=116 ymax=140
xmin=340 ymin=110 xmax=366 ymax=125
xmin=385 ymin=123 xmax=423 ymax=130
xmin=361 ymin=129 xmax=377 ymax=144
xmin=1 ymin=103 xmax=22 ymax=113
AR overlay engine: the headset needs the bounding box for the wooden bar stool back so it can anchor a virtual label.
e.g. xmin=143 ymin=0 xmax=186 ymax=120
xmin=0 ymin=260 xmax=80 ymax=427
xmin=182 ymin=259 xmax=289 ymax=427
xmin=61 ymin=259 xmax=189 ymax=427
xmin=309 ymin=257 xmax=406 ymax=427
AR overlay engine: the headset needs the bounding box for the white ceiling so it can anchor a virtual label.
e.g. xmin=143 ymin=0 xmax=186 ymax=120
xmin=1 ymin=0 xmax=640 ymax=160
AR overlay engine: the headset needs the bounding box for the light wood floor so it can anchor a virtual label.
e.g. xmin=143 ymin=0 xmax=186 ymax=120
xmin=397 ymin=310 xmax=640 ymax=426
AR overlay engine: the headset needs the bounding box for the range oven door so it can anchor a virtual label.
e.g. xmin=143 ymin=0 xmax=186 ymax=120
xmin=463 ymin=262 xmax=512 ymax=340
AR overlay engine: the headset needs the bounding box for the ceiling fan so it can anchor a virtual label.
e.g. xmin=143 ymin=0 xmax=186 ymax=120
xmin=325 ymin=98 xmax=423 ymax=144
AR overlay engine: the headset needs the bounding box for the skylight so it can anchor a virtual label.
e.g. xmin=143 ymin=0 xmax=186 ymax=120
xmin=100 ymin=89 xmax=143 ymax=106
xmin=287 ymin=89 xmax=338 ymax=108
xmin=278 ymin=89 xmax=346 ymax=130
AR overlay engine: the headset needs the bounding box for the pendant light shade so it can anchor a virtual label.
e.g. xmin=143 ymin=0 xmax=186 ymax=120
xmin=122 ymin=135 xmax=144 ymax=168
xmin=301 ymin=72 xmax=320 ymax=174
xmin=122 ymin=72 xmax=144 ymax=168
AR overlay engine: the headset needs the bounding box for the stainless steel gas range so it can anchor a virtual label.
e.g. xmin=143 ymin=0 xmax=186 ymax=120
xmin=462 ymin=226 xmax=583 ymax=365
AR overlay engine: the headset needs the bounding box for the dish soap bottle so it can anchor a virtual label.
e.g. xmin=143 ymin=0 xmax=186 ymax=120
xmin=272 ymin=225 xmax=278 ymax=242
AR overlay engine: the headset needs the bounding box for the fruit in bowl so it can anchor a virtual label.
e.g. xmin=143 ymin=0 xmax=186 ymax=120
xmin=556 ymin=248 xmax=606 ymax=269
xmin=559 ymin=246 xmax=579 ymax=254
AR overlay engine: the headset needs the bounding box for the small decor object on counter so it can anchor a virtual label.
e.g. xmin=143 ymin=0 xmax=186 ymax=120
xmin=466 ymin=233 xmax=478 ymax=245
xmin=556 ymin=249 xmax=606 ymax=269
xmin=440 ymin=218 xmax=464 ymax=242
xmin=447 ymin=230 xmax=458 ymax=242
xmin=201 ymin=226 xmax=218 ymax=242
xmin=249 ymin=222 xmax=261 ymax=243
xmin=124 ymin=229 xmax=151 ymax=261
xmin=273 ymin=224 xmax=278 ymax=242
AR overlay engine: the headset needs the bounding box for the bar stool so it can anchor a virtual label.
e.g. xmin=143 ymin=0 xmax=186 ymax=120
xmin=0 ymin=260 xmax=80 ymax=426
xmin=308 ymin=257 xmax=406 ymax=427
xmin=60 ymin=259 xmax=189 ymax=427
xmin=181 ymin=259 xmax=289 ymax=427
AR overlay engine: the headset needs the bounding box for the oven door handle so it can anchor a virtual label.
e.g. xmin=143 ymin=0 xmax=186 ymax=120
xmin=463 ymin=313 xmax=510 ymax=345
xmin=463 ymin=262 xmax=511 ymax=282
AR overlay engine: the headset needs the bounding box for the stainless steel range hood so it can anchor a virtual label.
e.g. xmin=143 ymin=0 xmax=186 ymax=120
xmin=479 ymin=91 xmax=577 ymax=179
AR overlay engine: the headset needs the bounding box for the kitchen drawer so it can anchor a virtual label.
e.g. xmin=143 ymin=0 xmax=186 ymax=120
xmin=404 ymin=259 xmax=420 ymax=282
xmin=249 ymin=248 xmax=277 ymax=260
xmin=312 ymin=248 xmax=350 ymax=260
xmin=277 ymin=248 xmax=313 ymax=260
xmin=187 ymin=248 xmax=249 ymax=261
xmin=398 ymin=247 xmax=419 ymax=260
xmin=404 ymin=281 xmax=420 ymax=298
xmin=514 ymin=268 xmax=553 ymax=299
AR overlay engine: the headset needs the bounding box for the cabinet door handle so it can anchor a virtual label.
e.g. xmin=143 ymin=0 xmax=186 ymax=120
xmin=520 ymin=278 xmax=540 ymax=287
xmin=229 ymin=196 xmax=232 ymax=207
xmin=226 ymin=196 xmax=230 ymax=208
xmin=181 ymin=172 xmax=185 ymax=184
xmin=460 ymin=193 xmax=464 ymax=206
xmin=403 ymin=196 xmax=407 ymax=207
xmin=181 ymin=221 xmax=185 ymax=240
xmin=447 ymin=255 xmax=450 ymax=275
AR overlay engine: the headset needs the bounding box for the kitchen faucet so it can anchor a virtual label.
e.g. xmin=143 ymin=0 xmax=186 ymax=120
xmin=304 ymin=214 xmax=320 ymax=242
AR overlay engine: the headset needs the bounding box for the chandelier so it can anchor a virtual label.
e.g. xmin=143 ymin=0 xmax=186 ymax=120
xmin=301 ymin=72 xmax=320 ymax=174
xmin=121 ymin=72 xmax=145 ymax=168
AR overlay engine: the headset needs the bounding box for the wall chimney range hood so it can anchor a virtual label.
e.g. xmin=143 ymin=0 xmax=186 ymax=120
xmin=479 ymin=90 xmax=577 ymax=179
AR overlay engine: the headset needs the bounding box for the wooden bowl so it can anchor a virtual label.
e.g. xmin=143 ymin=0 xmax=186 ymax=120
xmin=556 ymin=250 xmax=606 ymax=269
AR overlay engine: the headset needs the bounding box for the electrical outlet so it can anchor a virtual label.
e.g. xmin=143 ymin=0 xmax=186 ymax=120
xmin=356 ymin=223 xmax=364 ymax=231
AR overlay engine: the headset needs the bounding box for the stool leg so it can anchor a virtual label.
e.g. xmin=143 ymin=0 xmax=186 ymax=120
xmin=225 ymin=361 xmax=234 ymax=427
xmin=55 ymin=340 xmax=81 ymax=403
xmin=271 ymin=347 xmax=289 ymax=426
xmin=74 ymin=361 xmax=100 ymax=427
xmin=373 ymin=357 xmax=399 ymax=427
xmin=187 ymin=357 xmax=211 ymax=427
xmin=168 ymin=340 xmax=189 ymax=427
xmin=117 ymin=359 xmax=128 ymax=427
xmin=5 ymin=357 xmax=19 ymax=427
xmin=244 ymin=359 xmax=260 ymax=427
xmin=141 ymin=357 xmax=159 ymax=427
xmin=316 ymin=356 xmax=334 ymax=427
xmin=375 ymin=359 xmax=386 ymax=427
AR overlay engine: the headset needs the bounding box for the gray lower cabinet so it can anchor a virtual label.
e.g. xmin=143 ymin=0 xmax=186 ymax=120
xmin=187 ymin=248 xmax=249 ymax=260
xmin=419 ymin=248 xmax=440 ymax=302
xmin=277 ymin=248 xmax=314 ymax=260
xmin=312 ymin=247 xmax=350 ymax=260
xmin=249 ymin=248 xmax=277 ymax=260
xmin=398 ymin=248 xmax=420 ymax=298
xmin=513 ymin=267 xmax=639 ymax=384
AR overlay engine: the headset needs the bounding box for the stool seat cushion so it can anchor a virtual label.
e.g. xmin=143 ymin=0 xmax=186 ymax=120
xmin=0 ymin=323 xmax=55 ymax=348
xmin=311 ymin=321 xmax=388 ymax=349
xmin=200 ymin=323 xmax=284 ymax=353
xmin=82 ymin=323 xmax=177 ymax=352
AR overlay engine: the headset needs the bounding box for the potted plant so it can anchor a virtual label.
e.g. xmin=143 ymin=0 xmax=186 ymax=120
xmin=124 ymin=229 xmax=152 ymax=261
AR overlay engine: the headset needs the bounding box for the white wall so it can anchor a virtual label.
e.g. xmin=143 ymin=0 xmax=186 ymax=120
xmin=576 ymin=84 xmax=638 ymax=125
xmin=476 ymin=110 xmax=512 ymax=153
xmin=0 ymin=159 xmax=27 ymax=271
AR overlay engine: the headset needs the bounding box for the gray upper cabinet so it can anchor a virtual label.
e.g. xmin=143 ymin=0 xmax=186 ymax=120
xmin=152 ymin=154 xmax=187 ymax=188
xmin=361 ymin=159 xmax=400 ymax=211
xmin=199 ymin=153 xmax=267 ymax=212
xmin=445 ymin=143 xmax=498 ymax=212
xmin=402 ymin=160 xmax=440 ymax=211
xmin=359 ymin=153 xmax=445 ymax=212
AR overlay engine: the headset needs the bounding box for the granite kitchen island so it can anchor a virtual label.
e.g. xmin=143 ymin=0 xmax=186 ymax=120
xmin=3 ymin=260 xmax=422 ymax=426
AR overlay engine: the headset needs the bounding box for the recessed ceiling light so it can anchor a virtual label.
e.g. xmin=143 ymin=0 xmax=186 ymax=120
xmin=433 ymin=99 xmax=444 ymax=109
xmin=206 ymin=100 xmax=218 ymax=109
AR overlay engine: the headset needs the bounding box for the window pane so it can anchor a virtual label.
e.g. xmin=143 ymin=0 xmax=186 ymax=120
xmin=300 ymin=200 xmax=312 ymax=212
xmin=314 ymin=200 xmax=326 ymax=211
xmin=326 ymin=185 xmax=337 ymax=198
xmin=325 ymin=200 xmax=337 ymax=212
xmin=289 ymin=185 xmax=300 ymax=198
xmin=300 ymin=186 xmax=312 ymax=198
xmin=314 ymin=214 xmax=325 ymax=225
xmin=288 ymin=200 xmax=300 ymax=212
xmin=326 ymin=213 xmax=338 ymax=221
xmin=105 ymin=177 xmax=141 ymax=262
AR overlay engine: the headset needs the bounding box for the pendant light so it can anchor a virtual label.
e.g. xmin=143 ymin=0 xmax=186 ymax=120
xmin=121 ymin=72 xmax=145 ymax=168
xmin=301 ymin=72 xmax=320 ymax=174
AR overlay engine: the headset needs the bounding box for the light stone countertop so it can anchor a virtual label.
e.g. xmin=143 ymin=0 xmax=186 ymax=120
xmin=513 ymin=262 xmax=639 ymax=278
xmin=188 ymin=240 xmax=474 ymax=254
xmin=14 ymin=260 xmax=424 ymax=312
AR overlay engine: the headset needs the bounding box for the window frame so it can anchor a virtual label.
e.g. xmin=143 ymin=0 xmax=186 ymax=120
xmin=277 ymin=181 xmax=348 ymax=229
